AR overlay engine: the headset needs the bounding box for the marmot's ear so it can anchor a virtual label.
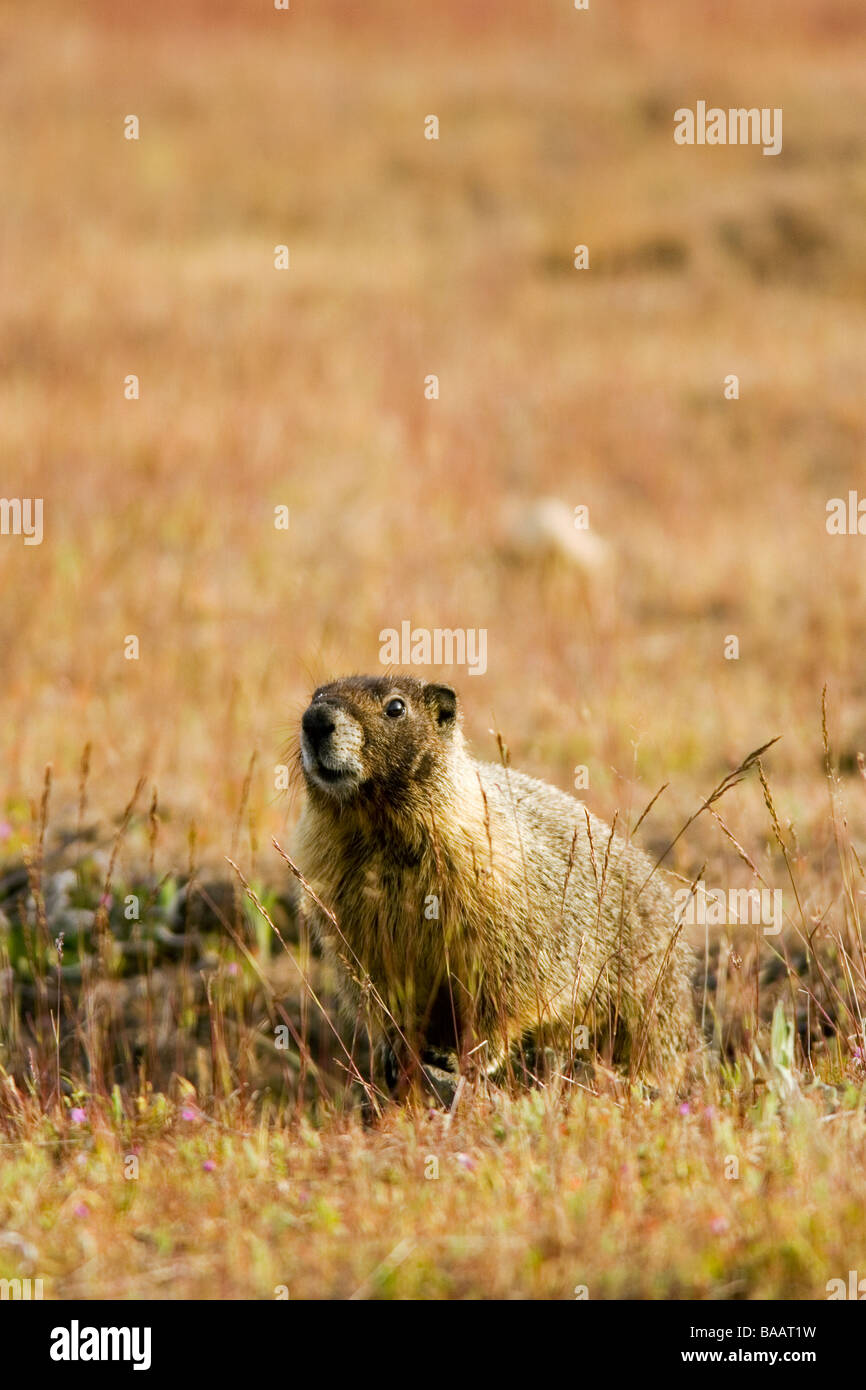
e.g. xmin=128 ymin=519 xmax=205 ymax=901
xmin=423 ymin=683 xmax=458 ymax=728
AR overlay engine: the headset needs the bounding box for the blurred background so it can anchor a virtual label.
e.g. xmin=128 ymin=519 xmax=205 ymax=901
xmin=2 ymin=1 xmax=866 ymax=1301
xmin=0 ymin=0 xmax=864 ymax=879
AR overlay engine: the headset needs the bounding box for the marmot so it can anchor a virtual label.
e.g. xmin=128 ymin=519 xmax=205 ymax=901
xmin=293 ymin=675 xmax=695 ymax=1094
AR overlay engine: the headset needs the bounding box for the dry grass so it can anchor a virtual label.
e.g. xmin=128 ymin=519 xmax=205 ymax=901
xmin=2 ymin=0 xmax=866 ymax=1299
xmin=3 ymin=1080 xmax=866 ymax=1301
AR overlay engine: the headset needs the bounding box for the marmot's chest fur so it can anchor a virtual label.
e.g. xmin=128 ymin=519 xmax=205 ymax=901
xmin=293 ymin=675 xmax=695 ymax=1082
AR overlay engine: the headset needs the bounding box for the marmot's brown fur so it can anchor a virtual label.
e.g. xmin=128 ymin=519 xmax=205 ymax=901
xmin=293 ymin=675 xmax=695 ymax=1093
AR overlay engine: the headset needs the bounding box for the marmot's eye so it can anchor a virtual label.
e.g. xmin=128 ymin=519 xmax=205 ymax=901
xmin=385 ymin=697 xmax=406 ymax=718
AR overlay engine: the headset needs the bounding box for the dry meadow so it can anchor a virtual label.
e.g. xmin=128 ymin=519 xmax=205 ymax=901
xmin=2 ymin=0 xmax=866 ymax=1300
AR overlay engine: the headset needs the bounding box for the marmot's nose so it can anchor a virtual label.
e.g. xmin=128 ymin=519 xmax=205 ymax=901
xmin=302 ymin=702 xmax=336 ymax=751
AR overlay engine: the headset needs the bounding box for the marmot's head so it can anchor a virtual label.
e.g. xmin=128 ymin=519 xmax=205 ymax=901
xmin=299 ymin=675 xmax=459 ymax=806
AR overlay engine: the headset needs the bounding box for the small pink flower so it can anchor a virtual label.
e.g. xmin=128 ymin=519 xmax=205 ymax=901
xmin=0 ymin=820 xmax=12 ymax=843
xmin=226 ymin=962 xmax=239 ymax=977
xmin=455 ymin=1152 xmax=475 ymax=1171
xmin=710 ymin=1215 xmax=728 ymax=1235
xmin=202 ymin=1159 xmax=216 ymax=1172
xmin=181 ymin=1107 xmax=198 ymax=1122
xmin=70 ymin=1107 xmax=87 ymax=1124
xmin=74 ymin=1203 xmax=89 ymax=1218
xmin=678 ymin=1103 xmax=691 ymax=1116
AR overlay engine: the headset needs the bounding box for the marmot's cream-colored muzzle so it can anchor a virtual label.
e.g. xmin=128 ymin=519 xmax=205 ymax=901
xmin=300 ymin=700 xmax=365 ymax=795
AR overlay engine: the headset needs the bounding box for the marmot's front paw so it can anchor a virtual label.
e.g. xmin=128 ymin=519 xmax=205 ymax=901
xmin=419 ymin=1063 xmax=460 ymax=1108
